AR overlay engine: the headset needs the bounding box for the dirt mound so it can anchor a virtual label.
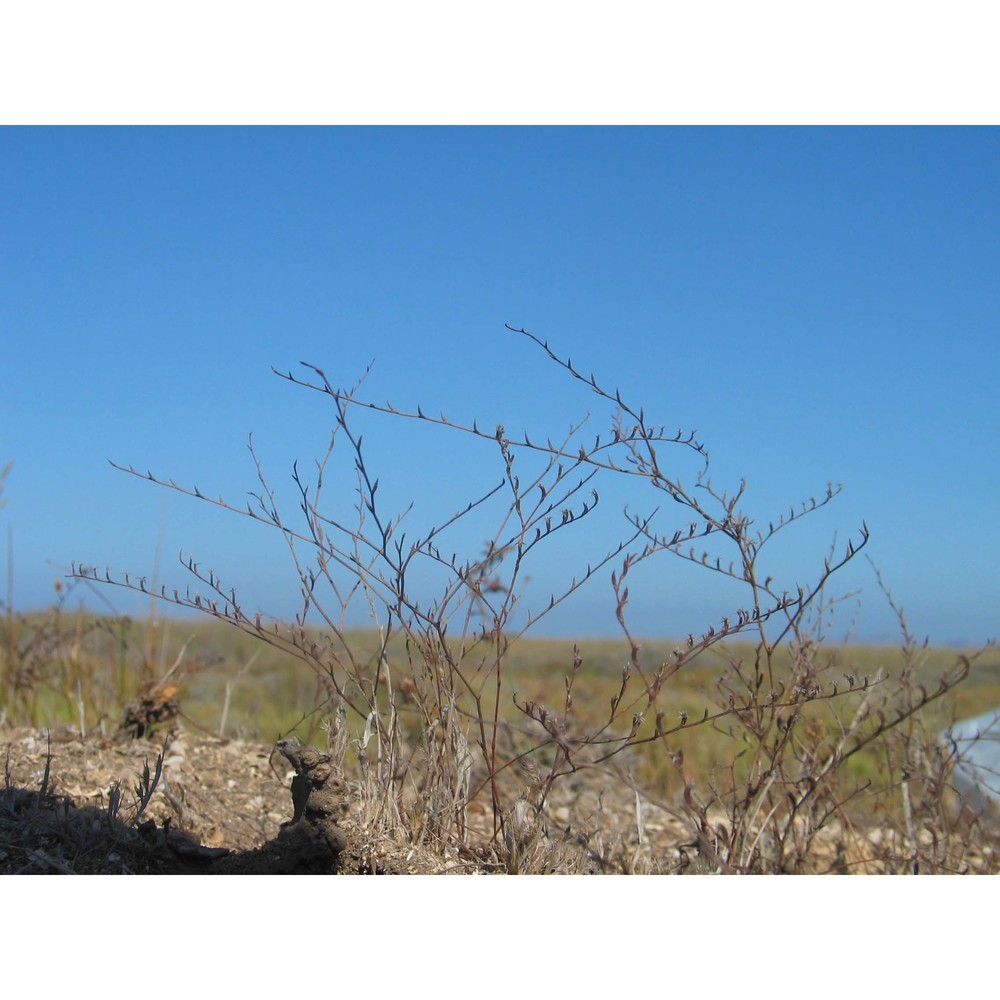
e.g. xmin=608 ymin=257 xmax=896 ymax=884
xmin=0 ymin=726 xmax=465 ymax=874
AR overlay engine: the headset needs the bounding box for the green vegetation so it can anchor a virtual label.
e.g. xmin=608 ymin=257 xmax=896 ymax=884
xmin=4 ymin=600 xmax=997 ymax=797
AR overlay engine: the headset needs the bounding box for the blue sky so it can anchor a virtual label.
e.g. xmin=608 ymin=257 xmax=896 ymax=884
xmin=2 ymin=127 xmax=997 ymax=646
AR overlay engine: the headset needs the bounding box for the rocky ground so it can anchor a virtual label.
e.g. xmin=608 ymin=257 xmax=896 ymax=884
xmin=3 ymin=724 xmax=996 ymax=874
xmin=0 ymin=724 xmax=700 ymax=874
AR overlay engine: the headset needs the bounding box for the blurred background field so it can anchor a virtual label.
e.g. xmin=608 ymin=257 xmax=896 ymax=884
xmin=5 ymin=591 xmax=996 ymax=811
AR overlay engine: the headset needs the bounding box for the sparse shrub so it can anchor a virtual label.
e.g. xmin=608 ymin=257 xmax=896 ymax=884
xmin=72 ymin=326 xmax=992 ymax=872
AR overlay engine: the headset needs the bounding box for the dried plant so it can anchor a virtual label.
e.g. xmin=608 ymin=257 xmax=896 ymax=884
xmin=72 ymin=325 xmax=985 ymax=871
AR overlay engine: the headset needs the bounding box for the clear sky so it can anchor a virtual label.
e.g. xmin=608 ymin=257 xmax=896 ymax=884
xmin=2 ymin=126 xmax=997 ymax=646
